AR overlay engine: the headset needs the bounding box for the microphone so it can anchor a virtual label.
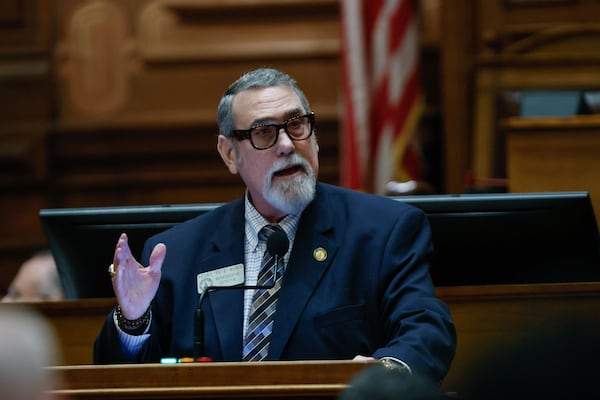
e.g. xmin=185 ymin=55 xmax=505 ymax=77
xmin=267 ymin=229 xmax=289 ymax=263
xmin=193 ymin=229 xmax=289 ymax=361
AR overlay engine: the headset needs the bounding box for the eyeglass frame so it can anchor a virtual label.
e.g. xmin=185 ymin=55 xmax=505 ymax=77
xmin=229 ymin=112 xmax=315 ymax=150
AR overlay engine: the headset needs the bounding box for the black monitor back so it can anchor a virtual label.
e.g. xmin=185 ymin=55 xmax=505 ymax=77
xmin=40 ymin=192 xmax=600 ymax=299
xmin=40 ymin=204 xmax=220 ymax=299
xmin=394 ymin=191 xmax=600 ymax=286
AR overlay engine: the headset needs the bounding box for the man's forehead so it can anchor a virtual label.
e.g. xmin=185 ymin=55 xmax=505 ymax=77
xmin=232 ymin=86 xmax=303 ymax=124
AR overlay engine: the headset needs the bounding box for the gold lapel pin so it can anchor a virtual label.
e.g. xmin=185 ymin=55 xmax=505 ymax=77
xmin=313 ymin=247 xmax=327 ymax=262
xmin=108 ymin=263 xmax=116 ymax=278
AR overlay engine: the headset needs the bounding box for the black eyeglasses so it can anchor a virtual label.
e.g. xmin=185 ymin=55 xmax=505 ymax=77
xmin=230 ymin=112 xmax=315 ymax=150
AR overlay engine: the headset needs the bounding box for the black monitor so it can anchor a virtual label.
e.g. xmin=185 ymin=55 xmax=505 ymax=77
xmin=393 ymin=191 xmax=600 ymax=286
xmin=40 ymin=203 xmax=221 ymax=299
xmin=40 ymin=191 xmax=600 ymax=298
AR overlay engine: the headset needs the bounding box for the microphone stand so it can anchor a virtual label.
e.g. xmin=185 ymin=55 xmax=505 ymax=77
xmin=193 ymin=228 xmax=288 ymax=361
xmin=193 ymin=288 xmax=212 ymax=362
xmin=192 ymin=254 xmax=282 ymax=362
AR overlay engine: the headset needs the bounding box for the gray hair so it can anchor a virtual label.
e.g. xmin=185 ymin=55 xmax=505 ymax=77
xmin=217 ymin=68 xmax=312 ymax=136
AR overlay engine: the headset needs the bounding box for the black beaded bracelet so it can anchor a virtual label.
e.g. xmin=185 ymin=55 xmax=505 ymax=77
xmin=115 ymin=305 xmax=151 ymax=335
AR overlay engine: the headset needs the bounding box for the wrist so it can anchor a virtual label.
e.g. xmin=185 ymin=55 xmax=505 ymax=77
xmin=380 ymin=356 xmax=411 ymax=375
xmin=115 ymin=305 xmax=151 ymax=335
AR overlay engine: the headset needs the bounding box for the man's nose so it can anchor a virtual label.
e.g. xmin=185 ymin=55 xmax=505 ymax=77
xmin=276 ymin=127 xmax=295 ymax=153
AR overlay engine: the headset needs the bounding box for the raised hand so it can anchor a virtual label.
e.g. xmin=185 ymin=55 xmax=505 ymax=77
xmin=110 ymin=233 xmax=166 ymax=320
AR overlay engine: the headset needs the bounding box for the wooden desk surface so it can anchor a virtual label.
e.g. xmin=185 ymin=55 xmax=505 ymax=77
xmin=50 ymin=360 xmax=375 ymax=400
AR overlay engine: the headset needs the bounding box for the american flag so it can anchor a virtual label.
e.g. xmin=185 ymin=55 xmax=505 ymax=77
xmin=340 ymin=0 xmax=423 ymax=194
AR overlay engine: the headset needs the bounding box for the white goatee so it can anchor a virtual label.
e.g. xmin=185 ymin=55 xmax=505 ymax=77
xmin=263 ymin=153 xmax=316 ymax=215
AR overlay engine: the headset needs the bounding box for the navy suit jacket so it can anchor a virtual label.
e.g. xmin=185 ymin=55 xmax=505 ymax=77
xmin=94 ymin=183 xmax=456 ymax=381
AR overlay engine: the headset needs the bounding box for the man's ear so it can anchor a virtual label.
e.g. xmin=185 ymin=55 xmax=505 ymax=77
xmin=217 ymin=135 xmax=239 ymax=175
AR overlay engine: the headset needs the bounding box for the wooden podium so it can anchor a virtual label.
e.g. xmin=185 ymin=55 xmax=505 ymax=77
xmin=50 ymin=360 xmax=374 ymax=400
xmin=10 ymin=283 xmax=600 ymax=397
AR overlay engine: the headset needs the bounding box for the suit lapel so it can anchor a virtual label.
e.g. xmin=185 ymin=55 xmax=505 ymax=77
xmin=268 ymin=185 xmax=338 ymax=359
xmin=203 ymin=199 xmax=246 ymax=360
xmin=210 ymin=281 xmax=244 ymax=359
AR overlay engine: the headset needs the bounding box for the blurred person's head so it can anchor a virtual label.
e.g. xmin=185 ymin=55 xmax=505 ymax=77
xmin=339 ymin=364 xmax=444 ymax=400
xmin=3 ymin=251 xmax=64 ymax=302
xmin=0 ymin=305 xmax=62 ymax=400
xmin=460 ymin=314 xmax=599 ymax=400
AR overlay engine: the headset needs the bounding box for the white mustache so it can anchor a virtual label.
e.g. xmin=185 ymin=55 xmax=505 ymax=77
xmin=268 ymin=154 xmax=311 ymax=181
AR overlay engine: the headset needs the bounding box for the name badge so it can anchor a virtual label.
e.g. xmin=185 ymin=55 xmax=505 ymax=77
xmin=197 ymin=263 xmax=245 ymax=293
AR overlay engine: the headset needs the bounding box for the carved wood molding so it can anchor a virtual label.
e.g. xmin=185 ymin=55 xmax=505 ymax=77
xmin=55 ymin=1 xmax=134 ymax=115
xmin=138 ymin=0 xmax=340 ymax=63
xmin=477 ymin=23 xmax=600 ymax=66
xmin=502 ymin=24 xmax=600 ymax=54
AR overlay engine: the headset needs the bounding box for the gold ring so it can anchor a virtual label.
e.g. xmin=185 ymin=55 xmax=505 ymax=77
xmin=108 ymin=263 xmax=116 ymax=278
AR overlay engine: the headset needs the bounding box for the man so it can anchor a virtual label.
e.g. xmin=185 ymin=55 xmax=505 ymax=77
xmin=94 ymin=68 xmax=456 ymax=382
xmin=2 ymin=250 xmax=64 ymax=302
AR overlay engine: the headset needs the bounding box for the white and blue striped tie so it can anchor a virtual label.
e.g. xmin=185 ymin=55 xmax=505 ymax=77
xmin=242 ymin=224 xmax=286 ymax=361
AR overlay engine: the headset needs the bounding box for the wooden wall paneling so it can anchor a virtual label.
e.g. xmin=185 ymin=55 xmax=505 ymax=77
xmin=137 ymin=0 xmax=340 ymax=63
xmin=54 ymin=0 xmax=340 ymax=123
xmin=50 ymin=0 xmax=342 ymax=209
xmin=442 ymin=0 xmax=600 ymax=191
xmin=0 ymin=127 xmax=52 ymax=291
xmin=0 ymin=190 xmax=52 ymax=293
xmin=0 ymin=66 xmax=53 ymax=122
xmin=473 ymin=47 xmax=600 ymax=184
xmin=471 ymin=65 xmax=500 ymax=181
xmin=49 ymin=116 xmax=340 ymax=208
xmin=505 ymin=115 xmax=600 ymax=217
xmin=469 ymin=0 xmax=600 ymax=185
xmin=440 ymin=0 xmax=474 ymax=193
xmin=0 ymin=123 xmax=49 ymax=184
xmin=0 ymin=0 xmax=54 ymax=288
xmin=54 ymin=1 xmax=131 ymax=117
xmin=49 ymin=122 xmax=246 ymax=207
xmin=0 ymin=0 xmax=51 ymax=50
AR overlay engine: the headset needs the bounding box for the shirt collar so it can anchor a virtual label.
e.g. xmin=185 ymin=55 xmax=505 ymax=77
xmin=244 ymin=193 xmax=300 ymax=251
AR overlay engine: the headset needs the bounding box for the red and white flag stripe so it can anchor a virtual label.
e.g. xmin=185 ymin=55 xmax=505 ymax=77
xmin=340 ymin=0 xmax=423 ymax=194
